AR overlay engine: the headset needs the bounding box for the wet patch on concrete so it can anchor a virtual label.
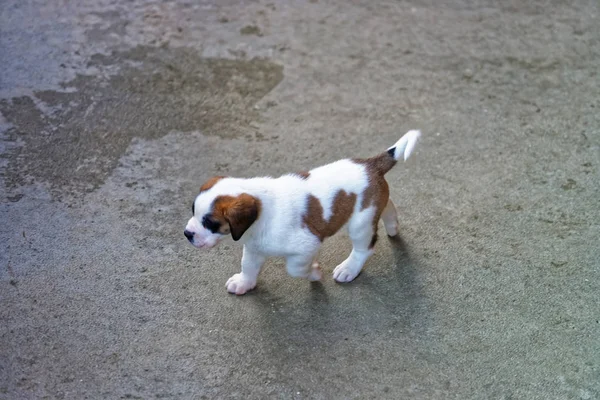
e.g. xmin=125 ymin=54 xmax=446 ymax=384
xmin=240 ymin=25 xmax=263 ymax=36
xmin=0 ymin=46 xmax=282 ymax=201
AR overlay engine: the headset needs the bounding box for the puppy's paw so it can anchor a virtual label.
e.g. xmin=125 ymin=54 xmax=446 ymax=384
xmin=308 ymin=262 xmax=322 ymax=281
xmin=384 ymin=219 xmax=399 ymax=237
xmin=333 ymin=261 xmax=360 ymax=283
xmin=226 ymin=273 xmax=256 ymax=295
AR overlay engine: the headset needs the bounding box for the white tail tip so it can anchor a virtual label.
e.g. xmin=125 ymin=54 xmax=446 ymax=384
xmin=387 ymin=130 xmax=421 ymax=161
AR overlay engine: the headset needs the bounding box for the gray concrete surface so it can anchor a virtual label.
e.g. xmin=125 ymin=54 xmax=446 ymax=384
xmin=1 ymin=0 xmax=599 ymax=398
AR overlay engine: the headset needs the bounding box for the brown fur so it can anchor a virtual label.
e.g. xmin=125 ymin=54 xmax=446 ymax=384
xmin=354 ymin=153 xmax=394 ymax=249
xmin=302 ymin=190 xmax=357 ymax=241
xmin=369 ymin=233 xmax=378 ymax=249
xmin=211 ymin=193 xmax=261 ymax=240
xmin=296 ymin=171 xmax=310 ymax=180
xmin=200 ymin=176 xmax=227 ymax=193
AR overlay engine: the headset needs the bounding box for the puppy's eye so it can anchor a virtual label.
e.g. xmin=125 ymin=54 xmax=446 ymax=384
xmin=202 ymin=214 xmax=221 ymax=233
xmin=192 ymin=202 xmax=195 ymax=215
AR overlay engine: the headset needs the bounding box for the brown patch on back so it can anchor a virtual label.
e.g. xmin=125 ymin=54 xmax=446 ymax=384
xmin=357 ymin=152 xmax=397 ymax=177
xmin=296 ymin=171 xmax=310 ymax=180
xmin=303 ymin=190 xmax=357 ymax=241
xmin=211 ymin=193 xmax=261 ymax=241
xmin=200 ymin=176 xmax=227 ymax=193
xmin=353 ymin=156 xmax=391 ymax=213
xmin=353 ymin=155 xmax=392 ymax=248
xmin=360 ymin=173 xmax=390 ymax=213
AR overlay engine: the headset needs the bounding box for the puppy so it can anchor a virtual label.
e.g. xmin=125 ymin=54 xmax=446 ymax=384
xmin=184 ymin=130 xmax=420 ymax=295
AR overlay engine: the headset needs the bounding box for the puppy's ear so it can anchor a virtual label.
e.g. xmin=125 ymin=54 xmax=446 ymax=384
xmin=224 ymin=193 xmax=261 ymax=241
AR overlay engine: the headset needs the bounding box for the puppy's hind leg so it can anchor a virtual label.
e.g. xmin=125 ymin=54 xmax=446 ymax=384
xmin=333 ymin=208 xmax=376 ymax=283
xmin=381 ymin=198 xmax=399 ymax=237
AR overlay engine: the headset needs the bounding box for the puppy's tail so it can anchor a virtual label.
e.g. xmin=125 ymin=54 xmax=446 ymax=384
xmin=387 ymin=130 xmax=421 ymax=162
xmin=365 ymin=130 xmax=421 ymax=175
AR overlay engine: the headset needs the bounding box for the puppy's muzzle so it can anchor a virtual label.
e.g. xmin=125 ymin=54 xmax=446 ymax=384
xmin=184 ymin=229 xmax=194 ymax=243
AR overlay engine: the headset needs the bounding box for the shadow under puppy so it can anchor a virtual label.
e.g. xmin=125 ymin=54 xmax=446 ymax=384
xmin=184 ymin=130 xmax=421 ymax=295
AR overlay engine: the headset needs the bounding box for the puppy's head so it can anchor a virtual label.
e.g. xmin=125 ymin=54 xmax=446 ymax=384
xmin=184 ymin=177 xmax=261 ymax=249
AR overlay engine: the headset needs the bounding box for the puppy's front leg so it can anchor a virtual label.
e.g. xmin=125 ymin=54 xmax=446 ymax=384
xmin=226 ymin=246 xmax=266 ymax=295
xmin=285 ymin=253 xmax=322 ymax=281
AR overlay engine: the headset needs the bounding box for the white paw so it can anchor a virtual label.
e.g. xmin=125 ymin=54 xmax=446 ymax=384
xmin=308 ymin=262 xmax=322 ymax=281
xmin=385 ymin=220 xmax=399 ymax=237
xmin=333 ymin=262 xmax=361 ymax=283
xmin=226 ymin=273 xmax=256 ymax=295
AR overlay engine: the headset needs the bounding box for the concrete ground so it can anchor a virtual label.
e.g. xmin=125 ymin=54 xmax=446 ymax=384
xmin=1 ymin=0 xmax=599 ymax=398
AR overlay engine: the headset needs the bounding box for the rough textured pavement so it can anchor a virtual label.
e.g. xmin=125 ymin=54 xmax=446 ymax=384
xmin=1 ymin=1 xmax=599 ymax=399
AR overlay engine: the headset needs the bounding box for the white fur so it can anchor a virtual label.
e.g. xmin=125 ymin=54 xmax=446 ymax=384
xmin=388 ymin=129 xmax=421 ymax=161
xmin=184 ymin=130 xmax=420 ymax=294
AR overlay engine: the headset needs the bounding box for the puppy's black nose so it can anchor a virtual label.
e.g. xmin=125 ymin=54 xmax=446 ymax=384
xmin=184 ymin=230 xmax=194 ymax=241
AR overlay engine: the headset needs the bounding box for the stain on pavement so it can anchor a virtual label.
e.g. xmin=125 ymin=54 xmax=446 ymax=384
xmin=0 ymin=46 xmax=282 ymax=200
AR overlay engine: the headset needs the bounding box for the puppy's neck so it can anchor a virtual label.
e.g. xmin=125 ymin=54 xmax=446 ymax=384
xmin=228 ymin=177 xmax=276 ymax=197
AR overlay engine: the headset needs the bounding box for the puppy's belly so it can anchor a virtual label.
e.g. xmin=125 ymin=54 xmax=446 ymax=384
xmin=247 ymin=230 xmax=320 ymax=256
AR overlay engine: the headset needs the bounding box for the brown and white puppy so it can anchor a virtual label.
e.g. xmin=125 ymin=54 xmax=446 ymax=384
xmin=184 ymin=130 xmax=420 ymax=295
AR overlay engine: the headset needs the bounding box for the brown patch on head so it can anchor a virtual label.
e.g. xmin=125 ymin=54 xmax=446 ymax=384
xmin=200 ymin=176 xmax=227 ymax=193
xmin=303 ymin=190 xmax=357 ymax=241
xmin=353 ymin=156 xmax=392 ymax=240
xmin=211 ymin=193 xmax=261 ymax=241
xmin=296 ymin=171 xmax=310 ymax=180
